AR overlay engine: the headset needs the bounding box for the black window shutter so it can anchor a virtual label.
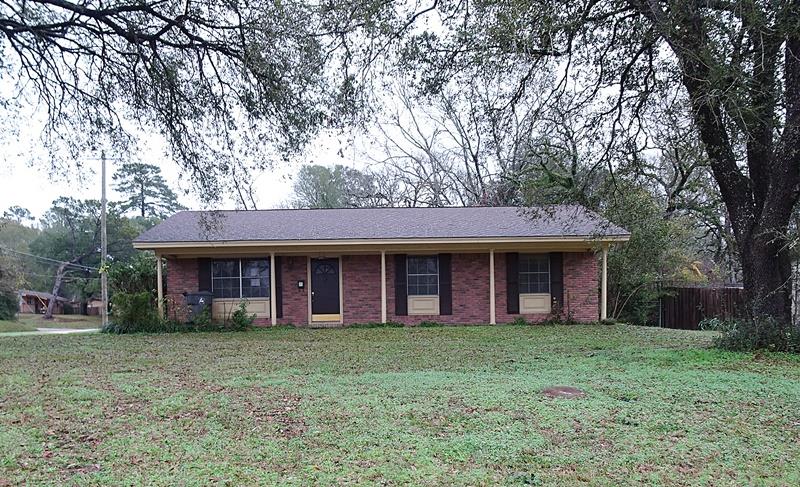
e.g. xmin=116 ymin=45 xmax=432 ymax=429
xmin=394 ymin=254 xmax=408 ymax=316
xmin=549 ymin=253 xmax=563 ymax=310
xmin=198 ymin=258 xmax=212 ymax=292
xmin=438 ymin=254 xmax=452 ymax=315
xmin=274 ymin=256 xmax=283 ymax=319
xmin=506 ymin=252 xmax=519 ymax=314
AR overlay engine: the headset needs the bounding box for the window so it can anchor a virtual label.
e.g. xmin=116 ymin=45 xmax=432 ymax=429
xmin=241 ymin=260 xmax=270 ymax=298
xmin=212 ymin=260 xmax=240 ymax=299
xmin=407 ymin=255 xmax=439 ymax=295
xmin=212 ymin=259 xmax=270 ymax=299
xmin=519 ymin=254 xmax=550 ymax=294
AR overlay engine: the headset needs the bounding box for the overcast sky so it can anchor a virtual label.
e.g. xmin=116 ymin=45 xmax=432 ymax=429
xmin=0 ymin=122 xmax=373 ymax=220
xmin=0 ymin=64 xmax=413 ymax=221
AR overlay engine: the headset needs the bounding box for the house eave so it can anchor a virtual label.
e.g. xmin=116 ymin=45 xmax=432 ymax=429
xmin=134 ymin=235 xmax=630 ymax=255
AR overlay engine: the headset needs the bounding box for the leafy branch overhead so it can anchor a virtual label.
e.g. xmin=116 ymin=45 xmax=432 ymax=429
xmin=0 ymin=0 xmax=352 ymax=197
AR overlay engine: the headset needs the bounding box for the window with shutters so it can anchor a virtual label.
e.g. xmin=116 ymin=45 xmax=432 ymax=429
xmin=519 ymin=254 xmax=550 ymax=294
xmin=212 ymin=259 xmax=270 ymax=299
xmin=407 ymin=255 xmax=439 ymax=295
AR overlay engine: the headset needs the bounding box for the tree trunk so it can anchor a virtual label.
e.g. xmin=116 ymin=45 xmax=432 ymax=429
xmin=140 ymin=182 xmax=146 ymax=217
xmin=738 ymin=226 xmax=793 ymax=324
xmin=44 ymin=261 xmax=69 ymax=320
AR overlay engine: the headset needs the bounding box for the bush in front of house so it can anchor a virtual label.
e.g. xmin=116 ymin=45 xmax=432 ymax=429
xmin=224 ymin=300 xmax=256 ymax=331
xmin=508 ymin=316 xmax=528 ymax=326
xmin=0 ymin=291 xmax=18 ymax=321
xmin=417 ymin=320 xmax=446 ymax=327
xmin=107 ymin=253 xmax=158 ymax=296
xmin=103 ymin=291 xmax=163 ymax=334
xmin=700 ymin=316 xmax=800 ymax=353
xmin=103 ymin=292 xmax=255 ymax=334
xmin=537 ymin=309 xmax=581 ymax=326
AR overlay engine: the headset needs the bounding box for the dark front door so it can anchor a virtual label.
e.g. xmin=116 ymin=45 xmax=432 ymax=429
xmin=311 ymin=258 xmax=340 ymax=315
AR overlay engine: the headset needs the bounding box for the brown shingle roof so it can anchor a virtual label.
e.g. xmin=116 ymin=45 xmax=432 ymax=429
xmin=19 ymin=290 xmax=68 ymax=302
xmin=134 ymin=206 xmax=629 ymax=244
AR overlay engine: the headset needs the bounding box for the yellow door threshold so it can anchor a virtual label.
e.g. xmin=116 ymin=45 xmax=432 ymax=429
xmin=311 ymin=313 xmax=341 ymax=323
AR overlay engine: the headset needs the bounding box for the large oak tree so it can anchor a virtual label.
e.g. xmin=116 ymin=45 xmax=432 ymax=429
xmin=331 ymin=0 xmax=800 ymax=326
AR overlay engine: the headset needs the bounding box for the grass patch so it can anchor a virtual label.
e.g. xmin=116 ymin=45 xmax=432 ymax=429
xmin=0 ymin=314 xmax=102 ymax=333
xmin=0 ymin=324 xmax=798 ymax=485
xmin=0 ymin=321 xmax=35 ymax=333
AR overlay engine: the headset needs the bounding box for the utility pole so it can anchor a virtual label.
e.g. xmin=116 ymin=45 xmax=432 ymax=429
xmin=101 ymin=150 xmax=109 ymax=329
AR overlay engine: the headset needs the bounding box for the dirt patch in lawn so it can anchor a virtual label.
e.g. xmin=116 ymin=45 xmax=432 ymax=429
xmin=240 ymin=388 xmax=307 ymax=439
xmin=542 ymin=386 xmax=586 ymax=399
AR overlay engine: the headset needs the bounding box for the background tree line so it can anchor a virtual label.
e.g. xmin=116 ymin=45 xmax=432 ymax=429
xmin=0 ymin=163 xmax=182 ymax=319
xmin=285 ymin=87 xmax=745 ymax=325
xmin=3 ymin=0 xmax=798 ymax=348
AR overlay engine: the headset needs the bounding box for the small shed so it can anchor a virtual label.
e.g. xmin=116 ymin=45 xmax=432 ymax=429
xmin=18 ymin=290 xmax=69 ymax=315
xmin=85 ymin=297 xmax=104 ymax=316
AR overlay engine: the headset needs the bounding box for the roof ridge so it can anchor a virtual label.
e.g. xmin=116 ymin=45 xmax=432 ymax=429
xmin=176 ymin=205 xmax=580 ymax=214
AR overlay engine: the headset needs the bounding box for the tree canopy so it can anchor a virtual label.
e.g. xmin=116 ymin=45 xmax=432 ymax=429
xmin=291 ymin=164 xmax=378 ymax=209
xmin=0 ymin=0 xmax=350 ymax=198
xmin=3 ymin=206 xmax=34 ymax=224
xmin=30 ymin=197 xmax=139 ymax=317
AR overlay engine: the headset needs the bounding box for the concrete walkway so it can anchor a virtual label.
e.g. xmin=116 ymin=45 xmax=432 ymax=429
xmin=0 ymin=328 xmax=100 ymax=337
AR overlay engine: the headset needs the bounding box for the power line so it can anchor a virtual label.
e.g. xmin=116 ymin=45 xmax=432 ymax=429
xmin=0 ymin=246 xmax=100 ymax=271
xmin=17 ymin=271 xmax=101 ymax=280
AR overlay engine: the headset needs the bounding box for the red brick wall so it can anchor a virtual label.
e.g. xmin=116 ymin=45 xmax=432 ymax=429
xmin=165 ymin=257 xmax=198 ymax=322
xmin=278 ymin=256 xmax=308 ymax=325
xmin=165 ymin=256 xmax=309 ymax=326
xmin=563 ymin=251 xmax=599 ymax=322
xmin=386 ymin=253 xmax=492 ymax=325
xmin=165 ymin=251 xmax=600 ymax=325
xmin=342 ymin=255 xmax=383 ymax=323
xmin=494 ymin=252 xmax=552 ymax=324
xmin=495 ymin=251 xmax=599 ymax=323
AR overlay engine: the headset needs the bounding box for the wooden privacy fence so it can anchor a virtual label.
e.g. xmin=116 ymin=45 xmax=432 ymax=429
xmin=657 ymin=286 xmax=745 ymax=330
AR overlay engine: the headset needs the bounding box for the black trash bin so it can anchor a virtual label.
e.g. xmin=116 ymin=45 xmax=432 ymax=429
xmin=185 ymin=292 xmax=213 ymax=322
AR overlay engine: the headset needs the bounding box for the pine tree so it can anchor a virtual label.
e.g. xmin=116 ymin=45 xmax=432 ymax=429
xmin=112 ymin=163 xmax=186 ymax=218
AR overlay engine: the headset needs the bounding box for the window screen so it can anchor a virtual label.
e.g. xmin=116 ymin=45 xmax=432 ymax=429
xmin=519 ymin=254 xmax=550 ymax=294
xmin=407 ymin=255 xmax=439 ymax=296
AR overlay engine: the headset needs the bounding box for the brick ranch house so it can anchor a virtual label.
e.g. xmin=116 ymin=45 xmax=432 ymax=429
xmin=133 ymin=206 xmax=629 ymax=326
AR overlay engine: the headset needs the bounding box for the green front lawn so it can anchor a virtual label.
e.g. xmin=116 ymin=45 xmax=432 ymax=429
xmin=0 ymin=314 xmax=102 ymax=333
xmin=0 ymin=325 xmax=798 ymax=485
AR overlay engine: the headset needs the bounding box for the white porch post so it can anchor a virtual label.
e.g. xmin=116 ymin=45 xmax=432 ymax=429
xmin=381 ymin=251 xmax=387 ymax=323
xmin=270 ymin=252 xmax=277 ymax=326
xmin=601 ymin=243 xmax=609 ymax=320
xmin=489 ymin=249 xmax=496 ymax=325
xmin=156 ymin=253 xmax=164 ymax=319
